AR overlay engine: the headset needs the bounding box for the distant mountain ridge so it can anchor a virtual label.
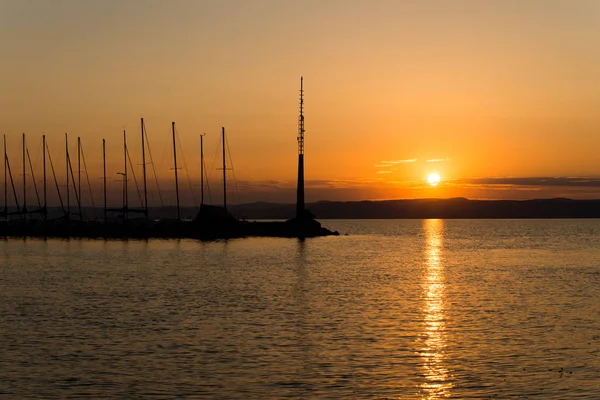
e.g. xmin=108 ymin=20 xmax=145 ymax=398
xmin=230 ymin=198 xmax=600 ymax=219
xmin=10 ymin=198 xmax=600 ymax=220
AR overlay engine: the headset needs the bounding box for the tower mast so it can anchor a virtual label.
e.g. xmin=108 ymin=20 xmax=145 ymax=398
xmin=123 ymin=130 xmax=128 ymax=220
xmin=222 ymin=127 xmax=227 ymax=210
xmin=22 ymin=133 xmax=26 ymax=220
xmin=141 ymin=118 xmax=148 ymax=219
xmin=103 ymin=138 xmax=107 ymax=223
xmin=172 ymin=122 xmax=180 ymax=220
xmin=200 ymin=133 xmax=205 ymax=207
xmin=65 ymin=133 xmax=70 ymax=219
xmin=5 ymin=138 xmax=20 ymax=214
xmin=3 ymin=135 xmax=7 ymax=217
xmin=43 ymin=134 xmax=47 ymax=220
xmin=296 ymin=77 xmax=305 ymax=220
xmin=77 ymin=137 xmax=82 ymax=219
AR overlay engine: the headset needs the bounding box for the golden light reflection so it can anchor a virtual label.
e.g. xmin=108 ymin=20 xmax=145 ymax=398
xmin=420 ymin=219 xmax=452 ymax=398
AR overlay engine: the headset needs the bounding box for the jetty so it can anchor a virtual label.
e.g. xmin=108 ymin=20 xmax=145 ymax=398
xmin=0 ymin=79 xmax=339 ymax=240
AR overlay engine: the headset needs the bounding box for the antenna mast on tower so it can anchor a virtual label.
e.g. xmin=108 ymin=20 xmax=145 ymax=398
xmin=296 ymin=77 xmax=305 ymax=220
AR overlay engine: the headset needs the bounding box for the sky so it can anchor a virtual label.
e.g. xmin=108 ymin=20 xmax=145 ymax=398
xmin=1 ymin=0 xmax=600 ymax=206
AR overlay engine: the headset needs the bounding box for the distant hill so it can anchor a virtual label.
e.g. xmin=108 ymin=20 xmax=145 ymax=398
xmin=229 ymin=198 xmax=600 ymax=219
xmin=13 ymin=198 xmax=600 ymax=220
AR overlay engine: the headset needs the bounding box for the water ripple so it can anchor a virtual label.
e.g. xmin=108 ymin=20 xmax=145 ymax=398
xmin=0 ymin=220 xmax=599 ymax=398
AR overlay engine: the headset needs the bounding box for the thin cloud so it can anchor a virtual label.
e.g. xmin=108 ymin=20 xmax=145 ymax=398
xmin=426 ymin=158 xmax=450 ymax=163
xmin=381 ymin=159 xmax=417 ymax=164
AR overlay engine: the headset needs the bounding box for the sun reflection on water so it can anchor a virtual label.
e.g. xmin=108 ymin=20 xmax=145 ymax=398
xmin=420 ymin=219 xmax=452 ymax=399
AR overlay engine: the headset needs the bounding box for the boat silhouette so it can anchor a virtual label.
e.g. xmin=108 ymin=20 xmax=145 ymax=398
xmin=0 ymin=78 xmax=339 ymax=239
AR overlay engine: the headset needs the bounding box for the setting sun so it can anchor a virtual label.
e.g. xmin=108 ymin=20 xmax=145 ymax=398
xmin=428 ymin=173 xmax=441 ymax=187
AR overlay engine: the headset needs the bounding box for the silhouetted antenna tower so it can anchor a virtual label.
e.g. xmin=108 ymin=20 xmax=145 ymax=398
xmin=298 ymin=77 xmax=305 ymax=156
xmin=296 ymin=77 xmax=305 ymax=220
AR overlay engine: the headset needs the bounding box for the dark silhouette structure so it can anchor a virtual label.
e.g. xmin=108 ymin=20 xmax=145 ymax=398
xmin=227 ymin=197 xmax=600 ymax=219
xmin=0 ymin=80 xmax=339 ymax=239
xmin=296 ymin=76 xmax=305 ymax=221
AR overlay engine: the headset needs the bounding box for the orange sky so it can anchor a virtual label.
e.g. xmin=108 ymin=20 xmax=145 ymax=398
xmin=2 ymin=0 xmax=600 ymax=206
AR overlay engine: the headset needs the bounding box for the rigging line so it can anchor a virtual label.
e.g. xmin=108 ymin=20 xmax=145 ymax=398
xmin=174 ymin=126 xmax=198 ymax=207
xmin=158 ymin=126 xmax=169 ymax=184
xmin=204 ymin=155 xmax=212 ymax=205
xmin=144 ymin=126 xmax=164 ymax=207
xmin=31 ymin=136 xmax=42 ymax=179
xmin=79 ymin=142 xmax=96 ymax=214
xmin=6 ymin=155 xmax=20 ymax=211
xmin=26 ymin=148 xmax=42 ymax=208
xmin=225 ymin=134 xmax=241 ymax=204
xmin=126 ymin=146 xmax=144 ymax=208
xmin=208 ymin=134 xmax=221 ymax=178
xmin=34 ymin=137 xmax=44 ymax=204
xmin=207 ymin=134 xmax=221 ymax=196
xmin=46 ymin=143 xmax=65 ymax=212
xmin=67 ymin=151 xmax=81 ymax=216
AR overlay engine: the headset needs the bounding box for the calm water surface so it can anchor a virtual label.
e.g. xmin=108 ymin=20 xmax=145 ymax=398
xmin=1 ymin=219 xmax=599 ymax=399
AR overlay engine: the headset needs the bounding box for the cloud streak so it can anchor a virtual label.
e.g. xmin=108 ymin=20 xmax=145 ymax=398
xmin=381 ymin=159 xmax=417 ymax=164
xmin=237 ymin=177 xmax=600 ymax=194
xmin=426 ymin=158 xmax=450 ymax=163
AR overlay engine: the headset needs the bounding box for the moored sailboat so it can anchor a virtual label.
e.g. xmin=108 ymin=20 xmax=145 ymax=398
xmin=0 ymin=79 xmax=339 ymax=239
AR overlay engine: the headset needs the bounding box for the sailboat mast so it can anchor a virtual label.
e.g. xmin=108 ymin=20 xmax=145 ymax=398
xmin=123 ymin=130 xmax=128 ymax=220
xmin=141 ymin=118 xmax=148 ymax=219
xmin=103 ymin=138 xmax=107 ymax=223
xmin=4 ymin=142 xmax=20 ymax=211
xmin=46 ymin=142 xmax=64 ymax=212
xmin=26 ymin=148 xmax=41 ymax=209
xmin=222 ymin=126 xmax=226 ymax=210
xmin=65 ymin=133 xmax=70 ymax=219
xmin=296 ymin=76 xmax=305 ymax=220
xmin=22 ymin=133 xmax=26 ymax=220
xmin=43 ymin=134 xmax=47 ymax=219
xmin=4 ymin=135 xmax=8 ymax=219
xmin=77 ymin=137 xmax=82 ymax=219
xmin=200 ymin=133 xmax=205 ymax=207
xmin=3 ymin=135 xmax=7 ymax=216
xmin=172 ymin=122 xmax=180 ymax=220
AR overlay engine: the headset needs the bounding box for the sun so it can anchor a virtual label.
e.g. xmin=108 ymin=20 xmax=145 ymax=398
xmin=427 ymin=173 xmax=441 ymax=186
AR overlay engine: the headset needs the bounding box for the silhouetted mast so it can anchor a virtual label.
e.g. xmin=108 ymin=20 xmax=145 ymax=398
xmin=46 ymin=141 xmax=64 ymax=213
xmin=3 ymin=135 xmax=7 ymax=216
xmin=172 ymin=122 xmax=180 ymax=220
xmin=77 ymin=137 xmax=82 ymax=219
xmin=65 ymin=133 xmax=70 ymax=219
xmin=296 ymin=77 xmax=305 ymax=220
xmin=103 ymin=139 xmax=107 ymax=222
xmin=79 ymin=142 xmax=96 ymax=219
xmin=26 ymin=147 xmax=41 ymax=210
xmin=5 ymin=137 xmax=20 ymax=214
xmin=68 ymin=147 xmax=79 ymax=218
xmin=123 ymin=130 xmax=128 ymax=220
xmin=141 ymin=118 xmax=148 ymax=218
xmin=200 ymin=133 xmax=205 ymax=207
xmin=43 ymin=135 xmax=47 ymax=219
xmin=22 ymin=133 xmax=26 ymax=220
xmin=222 ymin=127 xmax=227 ymax=210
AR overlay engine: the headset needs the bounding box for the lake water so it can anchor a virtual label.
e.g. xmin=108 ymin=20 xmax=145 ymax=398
xmin=1 ymin=219 xmax=599 ymax=399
